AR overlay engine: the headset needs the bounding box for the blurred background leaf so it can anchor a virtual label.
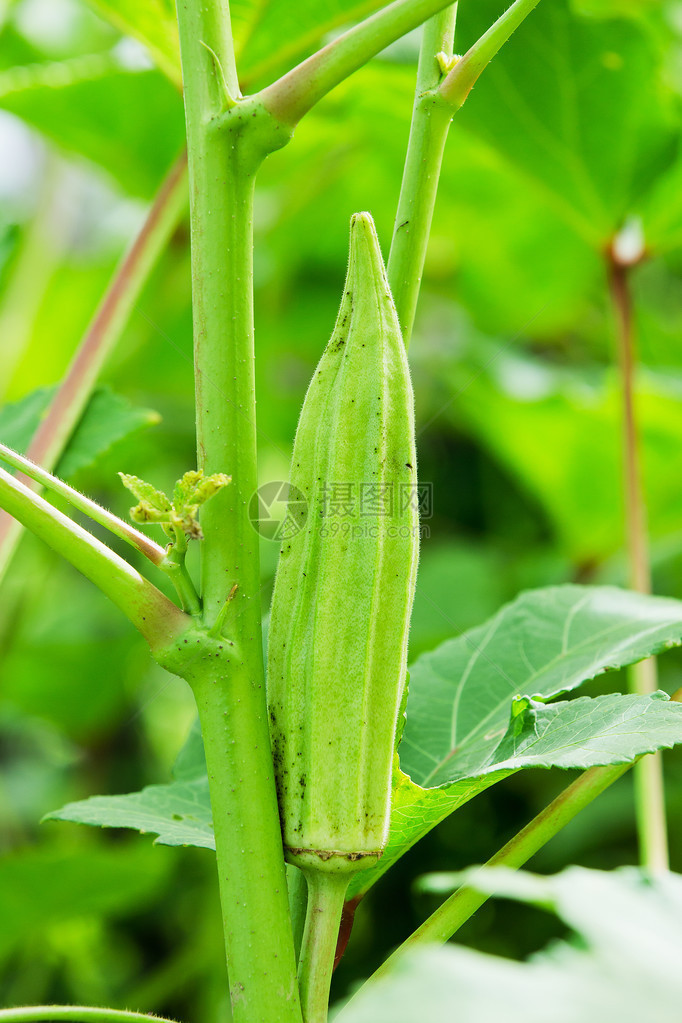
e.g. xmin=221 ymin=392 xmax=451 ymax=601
xmin=456 ymin=0 xmax=680 ymax=245
xmin=0 ymin=386 xmax=160 ymax=477
xmin=85 ymin=0 xmax=181 ymax=85
xmin=335 ymin=867 xmax=682 ymax=1023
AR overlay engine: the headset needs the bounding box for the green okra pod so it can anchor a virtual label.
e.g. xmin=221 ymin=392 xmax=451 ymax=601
xmin=268 ymin=212 xmax=420 ymax=874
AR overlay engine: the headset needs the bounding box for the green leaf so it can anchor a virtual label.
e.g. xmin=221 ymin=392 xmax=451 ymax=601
xmin=456 ymin=0 xmax=679 ymax=244
xmin=60 ymin=390 xmax=162 ymax=477
xmin=170 ymin=469 xmax=231 ymax=537
xmin=0 ymin=387 xmax=160 ymax=480
xmin=237 ymin=0 xmax=387 ymax=87
xmin=172 ymin=470 xmax=231 ymax=514
xmin=119 ymin=472 xmax=173 ymax=524
xmin=45 ymin=776 xmax=216 ymax=850
xmin=44 ymin=718 xmax=216 ymax=850
xmin=81 ymin=0 xmax=390 ymax=92
xmin=346 ymin=584 xmax=682 ymax=898
xmin=0 ymin=55 xmax=184 ymax=198
xmin=400 ymin=584 xmax=682 ymax=787
xmin=336 ymin=867 xmax=682 ymax=1022
xmin=348 ymin=695 xmax=682 ymax=902
xmin=368 ymin=689 xmax=682 ymax=886
xmin=488 ymin=691 xmax=682 ymax=773
xmin=638 ymin=146 xmax=682 ymax=253
xmin=119 ymin=468 xmax=231 ymax=537
xmin=172 ymin=717 xmax=206 ymax=780
xmin=0 ymin=388 xmax=50 ymax=454
xmin=85 ymin=0 xmax=182 ymax=86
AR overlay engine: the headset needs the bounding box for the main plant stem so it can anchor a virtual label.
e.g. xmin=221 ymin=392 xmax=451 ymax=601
xmin=608 ymin=248 xmax=669 ymax=873
xmin=176 ymin=2 xmax=300 ymax=1021
xmin=191 ymin=664 xmax=300 ymax=1019
xmin=387 ymin=7 xmax=457 ymax=346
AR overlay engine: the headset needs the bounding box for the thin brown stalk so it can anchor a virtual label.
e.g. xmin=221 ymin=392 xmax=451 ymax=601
xmin=607 ymin=236 xmax=668 ymax=873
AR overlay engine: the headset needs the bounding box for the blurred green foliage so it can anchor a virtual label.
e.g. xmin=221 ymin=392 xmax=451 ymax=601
xmin=1 ymin=0 xmax=682 ymax=1018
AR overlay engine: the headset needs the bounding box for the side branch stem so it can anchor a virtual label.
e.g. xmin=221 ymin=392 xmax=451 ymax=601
xmin=259 ymin=0 xmax=462 ymax=127
xmin=439 ymin=0 xmax=543 ymax=110
xmin=0 ymin=466 xmax=188 ymax=651
xmin=0 ymin=442 xmax=166 ymax=566
xmin=387 ymin=6 xmax=457 ymax=346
